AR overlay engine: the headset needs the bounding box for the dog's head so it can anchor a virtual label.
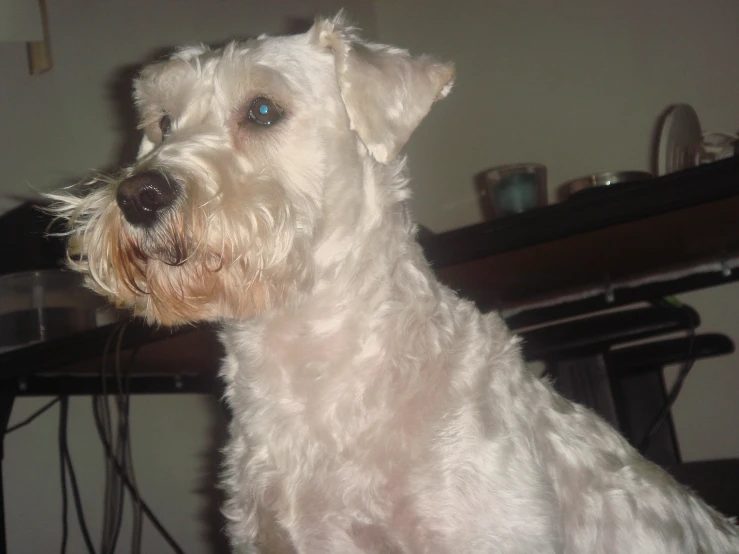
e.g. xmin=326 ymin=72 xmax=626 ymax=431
xmin=48 ymin=13 xmax=454 ymax=325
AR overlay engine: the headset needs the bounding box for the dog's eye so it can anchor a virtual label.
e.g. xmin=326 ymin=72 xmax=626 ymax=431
xmin=248 ymin=97 xmax=283 ymax=126
xmin=159 ymin=115 xmax=172 ymax=139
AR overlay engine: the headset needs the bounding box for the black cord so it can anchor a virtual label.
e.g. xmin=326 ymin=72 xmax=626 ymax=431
xmin=91 ymin=398 xmax=187 ymax=554
xmin=111 ymin=323 xmax=143 ymax=554
xmin=108 ymin=455 xmax=126 ymax=553
xmin=5 ymin=397 xmax=60 ymax=434
xmin=45 ymin=323 xmax=184 ymax=554
xmin=59 ymin=396 xmax=98 ymax=554
xmin=94 ymin=393 xmax=126 ymax=554
xmin=59 ymin=399 xmax=68 ymax=554
xmin=638 ymin=303 xmax=698 ymax=453
xmin=107 ymin=425 xmax=127 ymax=553
xmin=92 ymin=324 xmax=185 ymax=554
xmin=115 ymin=330 xmax=143 ymax=554
xmin=100 ymin=324 xmax=124 ymax=554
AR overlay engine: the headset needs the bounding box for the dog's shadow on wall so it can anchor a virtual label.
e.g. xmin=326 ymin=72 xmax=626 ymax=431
xmin=107 ymin=62 xmax=147 ymax=168
xmin=102 ymin=17 xmax=315 ymax=553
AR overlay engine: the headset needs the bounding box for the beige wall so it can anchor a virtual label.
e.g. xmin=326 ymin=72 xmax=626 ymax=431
xmin=376 ymin=0 xmax=739 ymax=231
xmin=375 ymin=0 xmax=739 ymax=461
xmin=1 ymin=2 xmax=375 ymax=553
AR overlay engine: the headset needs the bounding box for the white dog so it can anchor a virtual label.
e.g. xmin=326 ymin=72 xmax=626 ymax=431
xmin=48 ymin=13 xmax=739 ymax=554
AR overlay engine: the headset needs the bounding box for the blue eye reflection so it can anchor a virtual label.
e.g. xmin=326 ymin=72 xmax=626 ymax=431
xmin=249 ymin=97 xmax=283 ymax=126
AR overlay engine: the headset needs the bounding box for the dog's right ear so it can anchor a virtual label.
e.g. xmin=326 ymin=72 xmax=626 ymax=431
xmin=311 ymin=13 xmax=454 ymax=164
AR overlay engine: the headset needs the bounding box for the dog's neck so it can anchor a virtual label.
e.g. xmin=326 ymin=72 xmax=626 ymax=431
xmin=219 ymin=156 xmax=457 ymax=452
xmin=310 ymin=155 xmax=436 ymax=303
xmin=223 ymin=155 xmax=445 ymax=366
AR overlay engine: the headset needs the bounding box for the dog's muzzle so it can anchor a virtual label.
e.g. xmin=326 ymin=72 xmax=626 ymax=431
xmin=116 ymin=171 xmax=177 ymax=227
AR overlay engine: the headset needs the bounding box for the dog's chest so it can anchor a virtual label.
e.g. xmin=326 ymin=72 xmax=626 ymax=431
xmin=227 ymin=302 xmax=442 ymax=438
xmin=220 ymin=314 xmax=445 ymax=514
xmin=229 ymin=335 xmax=434 ymax=460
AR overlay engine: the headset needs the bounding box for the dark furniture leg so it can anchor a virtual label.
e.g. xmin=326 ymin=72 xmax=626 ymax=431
xmin=0 ymin=387 xmax=15 ymax=554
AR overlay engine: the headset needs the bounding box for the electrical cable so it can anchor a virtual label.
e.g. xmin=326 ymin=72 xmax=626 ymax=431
xmin=638 ymin=301 xmax=697 ymax=453
xmin=92 ymin=323 xmax=186 ymax=554
xmin=91 ymin=397 xmax=186 ymax=554
xmin=99 ymin=324 xmax=124 ymax=554
xmin=5 ymin=397 xmax=60 ymax=434
xmin=113 ymin=324 xmax=143 ymax=554
xmin=5 ymin=321 xmax=186 ymax=554
xmin=59 ymin=396 xmax=98 ymax=554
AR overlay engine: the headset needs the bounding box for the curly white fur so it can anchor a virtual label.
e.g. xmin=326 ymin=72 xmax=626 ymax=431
xmin=47 ymin=13 xmax=739 ymax=554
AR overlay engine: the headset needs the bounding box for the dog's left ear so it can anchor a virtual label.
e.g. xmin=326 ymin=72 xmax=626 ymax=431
xmin=311 ymin=15 xmax=455 ymax=164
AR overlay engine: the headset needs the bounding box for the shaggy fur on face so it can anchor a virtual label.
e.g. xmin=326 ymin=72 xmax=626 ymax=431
xmin=48 ymin=13 xmax=739 ymax=554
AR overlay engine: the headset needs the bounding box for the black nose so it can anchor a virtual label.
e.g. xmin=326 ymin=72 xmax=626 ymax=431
xmin=116 ymin=171 xmax=177 ymax=227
